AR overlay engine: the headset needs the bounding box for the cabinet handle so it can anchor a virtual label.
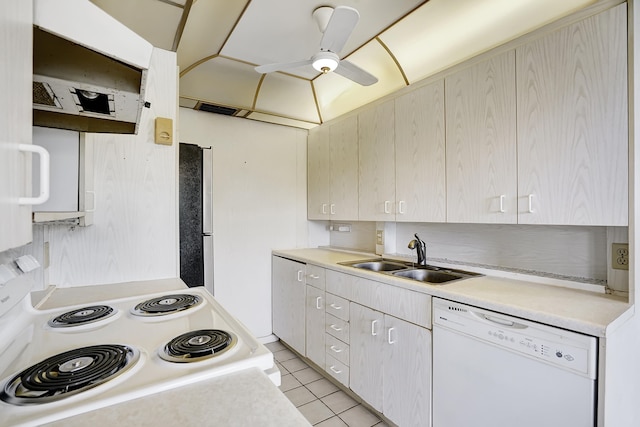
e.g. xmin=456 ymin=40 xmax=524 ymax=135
xmin=371 ymin=319 xmax=378 ymax=336
xmin=18 ymin=144 xmax=50 ymax=205
xmin=330 ymin=345 xmax=343 ymax=353
xmin=528 ymin=194 xmax=534 ymax=213
xmin=499 ymin=195 xmax=506 ymax=213
xmin=329 ymin=366 xmax=342 ymax=374
xmin=330 ymin=324 xmax=343 ymax=332
xmin=322 ymin=204 xmax=327 ymax=214
xmin=384 ymin=200 xmax=391 ymax=214
xmin=330 ymin=204 xmax=336 ymax=215
xmin=329 ymin=303 xmax=342 ymax=310
xmin=388 ymin=327 xmax=396 ymax=344
xmin=297 ymin=270 xmax=303 ymax=282
xmin=309 ymin=274 xmax=320 ymax=279
xmin=398 ymin=200 xmax=406 ymax=215
xmin=316 ymin=296 xmax=322 ymax=310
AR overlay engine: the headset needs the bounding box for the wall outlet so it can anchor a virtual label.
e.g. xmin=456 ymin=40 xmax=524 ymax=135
xmin=376 ymin=229 xmax=384 ymax=245
xmin=612 ymin=243 xmax=629 ymax=270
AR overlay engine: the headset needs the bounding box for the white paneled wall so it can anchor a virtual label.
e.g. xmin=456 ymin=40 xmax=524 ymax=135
xmin=178 ymin=108 xmax=308 ymax=338
xmin=47 ymin=48 xmax=179 ymax=286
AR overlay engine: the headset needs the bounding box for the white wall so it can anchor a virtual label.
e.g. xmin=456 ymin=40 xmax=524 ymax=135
xmin=178 ymin=108 xmax=308 ymax=338
xmin=46 ymin=48 xmax=179 ymax=286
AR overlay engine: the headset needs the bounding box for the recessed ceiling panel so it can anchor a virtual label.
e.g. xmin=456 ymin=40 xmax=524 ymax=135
xmin=315 ymin=40 xmax=405 ymax=122
xmin=222 ymin=0 xmax=426 ymax=78
xmin=380 ymin=0 xmax=596 ymax=84
xmin=255 ymin=74 xmax=319 ymax=123
xmin=180 ymin=57 xmax=260 ymax=110
xmin=177 ymin=0 xmax=249 ymax=71
xmin=91 ymin=0 xmax=183 ymax=51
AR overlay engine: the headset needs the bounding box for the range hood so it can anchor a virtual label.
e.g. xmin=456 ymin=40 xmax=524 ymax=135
xmin=32 ymin=0 xmax=154 ymax=134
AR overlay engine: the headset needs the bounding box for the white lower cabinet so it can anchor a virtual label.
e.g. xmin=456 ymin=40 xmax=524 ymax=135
xmin=305 ymin=284 xmax=325 ymax=367
xmin=271 ymin=256 xmax=306 ymax=355
xmin=350 ymin=302 xmax=432 ymax=427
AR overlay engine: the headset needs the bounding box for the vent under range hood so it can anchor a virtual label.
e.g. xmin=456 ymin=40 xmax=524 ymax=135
xmin=33 ymin=0 xmax=153 ymax=134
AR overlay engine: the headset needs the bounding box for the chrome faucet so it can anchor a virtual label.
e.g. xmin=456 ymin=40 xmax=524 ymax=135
xmin=408 ymin=233 xmax=427 ymax=265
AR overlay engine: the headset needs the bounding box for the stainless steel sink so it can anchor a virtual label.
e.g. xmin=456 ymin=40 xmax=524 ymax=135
xmin=392 ymin=269 xmax=462 ymax=284
xmin=348 ymin=260 xmax=408 ymax=272
xmin=339 ymin=258 xmax=482 ymax=285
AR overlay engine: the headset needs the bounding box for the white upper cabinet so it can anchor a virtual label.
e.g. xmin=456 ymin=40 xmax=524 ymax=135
xmin=329 ymin=116 xmax=359 ymax=220
xmin=307 ymin=116 xmax=358 ymax=221
xmin=395 ymin=80 xmax=446 ymax=223
xmin=307 ymin=127 xmax=331 ymax=220
xmin=446 ymin=50 xmax=518 ymax=224
xmin=0 ymin=0 xmax=33 ymax=252
xmin=516 ymin=4 xmax=628 ymax=226
xmin=358 ymin=100 xmax=396 ymax=221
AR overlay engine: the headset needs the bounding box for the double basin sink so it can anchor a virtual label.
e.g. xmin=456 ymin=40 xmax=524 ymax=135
xmin=339 ymin=259 xmax=482 ymax=285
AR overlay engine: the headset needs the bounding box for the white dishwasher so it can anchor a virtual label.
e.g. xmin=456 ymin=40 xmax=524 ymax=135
xmin=432 ymin=298 xmax=597 ymax=427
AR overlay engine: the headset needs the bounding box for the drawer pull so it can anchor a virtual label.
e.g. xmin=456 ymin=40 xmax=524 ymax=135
xmin=329 ymin=366 xmax=342 ymax=374
xmin=330 ymin=324 xmax=343 ymax=332
xmin=329 ymin=303 xmax=342 ymax=310
xmin=330 ymin=345 xmax=343 ymax=353
xmin=309 ymin=274 xmax=320 ymax=279
xmin=388 ymin=327 xmax=396 ymax=344
xmin=316 ymin=296 xmax=322 ymax=310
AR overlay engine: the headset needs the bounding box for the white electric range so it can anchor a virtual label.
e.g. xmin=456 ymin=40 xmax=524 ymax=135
xmin=0 ymin=254 xmax=278 ymax=427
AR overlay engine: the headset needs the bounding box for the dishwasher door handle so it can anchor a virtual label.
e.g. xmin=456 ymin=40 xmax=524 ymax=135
xmin=477 ymin=313 xmax=527 ymax=329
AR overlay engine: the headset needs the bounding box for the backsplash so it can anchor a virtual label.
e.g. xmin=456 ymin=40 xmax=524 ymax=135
xmin=323 ymin=220 xmax=627 ymax=292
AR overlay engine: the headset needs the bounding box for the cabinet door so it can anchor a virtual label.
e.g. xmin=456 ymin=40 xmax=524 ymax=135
xmin=330 ymin=116 xmax=358 ymax=220
xmin=446 ymin=50 xmax=517 ymax=223
xmin=306 ymin=285 xmax=325 ymax=368
xmin=271 ymin=256 xmax=305 ymax=355
xmin=349 ymin=302 xmax=383 ymax=411
xmin=307 ymin=127 xmax=330 ymax=220
xmin=395 ymin=80 xmax=446 ymax=222
xmin=383 ymin=315 xmax=432 ymax=427
xmin=0 ymin=0 xmax=33 ymax=252
xmin=358 ymin=100 xmax=395 ymax=221
xmin=516 ymin=4 xmax=628 ymax=225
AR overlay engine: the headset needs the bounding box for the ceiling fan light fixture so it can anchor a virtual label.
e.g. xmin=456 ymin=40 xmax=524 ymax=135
xmin=312 ymin=51 xmax=339 ymax=74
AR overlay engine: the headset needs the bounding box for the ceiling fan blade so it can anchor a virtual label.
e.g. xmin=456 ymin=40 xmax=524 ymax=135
xmin=255 ymin=59 xmax=313 ymax=74
xmin=334 ymin=60 xmax=378 ymax=86
xmin=319 ymin=6 xmax=359 ymax=54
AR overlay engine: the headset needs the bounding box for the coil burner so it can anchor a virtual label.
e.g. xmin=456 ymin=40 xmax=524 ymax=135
xmin=48 ymin=305 xmax=116 ymax=328
xmin=160 ymin=329 xmax=237 ymax=363
xmin=130 ymin=294 xmax=202 ymax=317
xmin=0 ymin=344 xmax=140 ymax=405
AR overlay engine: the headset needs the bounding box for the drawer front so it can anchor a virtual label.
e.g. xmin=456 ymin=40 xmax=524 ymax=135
xmin=306 ymin=265 xmax=326 ymax=290
xmin=325 ymin=354 xmax=349 ymax=387
xmin=325 ymin=293 xmax=349 ymax=321
xmin=325 ymin=333 xmax=349 ymax=366
xmin=326 ymin=270 xmax=432 ymax=328
xmin=325 ymin=313 xmax=350 ymax=344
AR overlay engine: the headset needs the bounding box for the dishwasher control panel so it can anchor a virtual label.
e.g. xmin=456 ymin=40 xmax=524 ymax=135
xmin=433 ymin=298 xmax=597 ymax=379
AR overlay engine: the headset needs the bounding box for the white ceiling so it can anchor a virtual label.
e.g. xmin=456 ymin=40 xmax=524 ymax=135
xmin=91 ymin=0 xmax=597 ymax=129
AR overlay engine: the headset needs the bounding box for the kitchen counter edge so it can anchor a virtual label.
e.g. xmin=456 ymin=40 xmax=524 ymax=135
xmin=272 ymin=248 xmax=632 ymax=338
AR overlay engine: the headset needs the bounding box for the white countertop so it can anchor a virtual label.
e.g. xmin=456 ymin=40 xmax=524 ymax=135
xmin=43 ymin=368 xmax=311 ymax=427
xmin=273 ymin=248 xmax=632 ymax=337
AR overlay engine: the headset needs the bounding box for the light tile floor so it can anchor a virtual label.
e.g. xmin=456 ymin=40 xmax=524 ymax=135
xmin=266 ymin=341 xmax=388 ymax=427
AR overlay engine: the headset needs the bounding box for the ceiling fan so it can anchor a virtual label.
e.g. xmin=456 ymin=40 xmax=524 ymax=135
xmin=254 ymin=6 xmax=378 ymax=86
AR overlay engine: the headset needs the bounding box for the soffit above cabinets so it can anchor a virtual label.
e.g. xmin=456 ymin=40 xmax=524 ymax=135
xmin=91 ymin=0 xmax=597 ymax=129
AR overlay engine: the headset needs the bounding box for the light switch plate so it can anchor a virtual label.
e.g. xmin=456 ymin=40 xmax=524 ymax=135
xmin=376 ymin=229 xmax=384 ymax=245
xmin=154 ymin=117 xmax=173 ymax=145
